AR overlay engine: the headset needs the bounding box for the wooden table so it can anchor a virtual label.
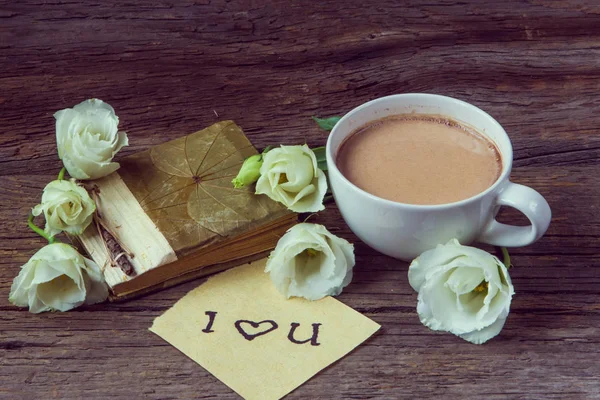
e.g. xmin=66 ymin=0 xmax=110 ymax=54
xmin=2 ymin=1 xmax=599 ymax=399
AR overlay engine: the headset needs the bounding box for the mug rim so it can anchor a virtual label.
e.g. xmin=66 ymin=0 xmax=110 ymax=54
xmin=326 ymin=93 xmax=514 ymax=210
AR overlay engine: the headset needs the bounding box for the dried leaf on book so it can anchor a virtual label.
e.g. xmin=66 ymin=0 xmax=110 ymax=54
xmin=118 ymin=121 xmax=288 ymax=256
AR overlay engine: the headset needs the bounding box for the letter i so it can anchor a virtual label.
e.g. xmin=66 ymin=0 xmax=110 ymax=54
xmin=202 ymin=311 xmax=217 ymax=333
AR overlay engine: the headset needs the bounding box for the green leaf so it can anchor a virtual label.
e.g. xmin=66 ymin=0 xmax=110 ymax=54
xmin=312 ymin=146 xmax=327 ymax=171
xmin=312 ymin=116 xmax=342 ymax=131
xmin=501 ymin=247 xmax=511 ymax=269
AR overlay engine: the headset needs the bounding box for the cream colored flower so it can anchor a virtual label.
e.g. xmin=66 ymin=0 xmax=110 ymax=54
xmin=255 ymin=145 xmax=327 ymax=213
xmin=9 ymin=243 xmax=108 ymax=313
xmin=55 ymin=98 xmax=128 ymax=180
xmin=32 ymin=179 xmax=96 ymax=237
xmin=408 ymin=239 xmax=514 ymax=344
xmin=265 ymin=223 xmax=355 ymax=300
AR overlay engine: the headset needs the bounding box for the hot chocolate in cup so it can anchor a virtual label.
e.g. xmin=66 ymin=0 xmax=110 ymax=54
xmin=326 ymin=93 xmax=552 ymax=261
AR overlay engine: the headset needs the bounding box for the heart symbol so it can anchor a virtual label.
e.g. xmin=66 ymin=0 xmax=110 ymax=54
xmin=234 ymin=319 xmax=279 ymax=341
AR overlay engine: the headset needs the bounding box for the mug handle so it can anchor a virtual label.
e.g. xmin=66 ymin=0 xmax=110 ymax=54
xmin=478 ymin=181 xmax=552 ymax=247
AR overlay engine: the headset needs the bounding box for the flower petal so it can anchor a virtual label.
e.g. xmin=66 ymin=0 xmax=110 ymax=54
xmin=8 ymin=263 xmax=36 ymax=307
xmin=459 ymin=310 xmax=509 ymax=344
xmin=445 ymin=266 xmax=485 ymax=295
xmin=408 ymin=239 xmax=463 ymax=291
xmin=82 ymin=257 xmax=109 ymax=305
xmin=36 ymin=274 xmax=85 ymax=311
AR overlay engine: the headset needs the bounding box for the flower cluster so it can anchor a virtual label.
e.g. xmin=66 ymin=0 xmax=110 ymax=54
xmin=13 ymin=105 xmax=519 ymax=345
xmin=232 ymin=118 xmax=356 ymax=302
xmin=235 ymin=116 xmax=517 ymax=344
xmin=9 ymin=99 xmax=128 ymax=313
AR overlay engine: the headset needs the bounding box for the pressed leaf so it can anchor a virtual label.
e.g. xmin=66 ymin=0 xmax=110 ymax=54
xmin=118 ymin=121 xmax=290 ymax=255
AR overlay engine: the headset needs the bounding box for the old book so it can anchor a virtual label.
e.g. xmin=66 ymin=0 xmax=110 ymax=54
xmin=75 ymin=120 xmax=297 ymax=301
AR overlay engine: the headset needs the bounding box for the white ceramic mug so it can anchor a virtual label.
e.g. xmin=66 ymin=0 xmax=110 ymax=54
xmin=326 ymin=93 xmax=552 ymax=261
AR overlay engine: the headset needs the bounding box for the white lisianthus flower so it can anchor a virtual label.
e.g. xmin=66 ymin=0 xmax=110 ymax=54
xmin=32 ymin=179 xmax=96 ymax=237
xmin=55 ymin=98 xmax=128 ymax=180
xmin=265 ymin=223 xmax=355 ymax=301
xmin=9 ymin=243 xmax=108 ymax=313
xmin=408 ymin=239 xmax=514 ymax=344
xmin=255 ymin=145 xmax=327 ymax=213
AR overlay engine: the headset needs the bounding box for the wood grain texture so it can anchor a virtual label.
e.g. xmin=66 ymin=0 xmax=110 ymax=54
xmin=1 ymin=1 xmax=599 ymax=399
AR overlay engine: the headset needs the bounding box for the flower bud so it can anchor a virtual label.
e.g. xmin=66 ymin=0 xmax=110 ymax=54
xmin=232 ymin=154 xmax=263 ymax=188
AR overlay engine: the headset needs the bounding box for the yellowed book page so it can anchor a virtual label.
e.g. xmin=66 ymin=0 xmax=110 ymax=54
xmin=150 ymin=258 xmax=380 ymax=400
xmin=78 ymin=172 xmax=177 ymax=288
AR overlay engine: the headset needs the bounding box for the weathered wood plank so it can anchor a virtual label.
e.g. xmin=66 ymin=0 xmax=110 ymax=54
xmin=1 ymin=0 xmax=600 ymax=399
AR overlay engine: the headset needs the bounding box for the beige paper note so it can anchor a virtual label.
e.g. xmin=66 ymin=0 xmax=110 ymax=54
xmin=150 ymin=258 xmax=381 ymax=400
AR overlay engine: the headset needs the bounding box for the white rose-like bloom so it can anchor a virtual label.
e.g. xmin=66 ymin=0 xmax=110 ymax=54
xmin=55 ymin=98 xmax=128 ymax=180
xmin=265 ymin=223 xmax=355 ymax=301
xmin=9 ymin=243 xmax=108 ymax=313
xmin=408 ymin=239 xmax=515 ymax=344
xmin=32 ymin=179 xmax=96 ymax=237
xmin=255 ymin=145 xmax=327 ymax=213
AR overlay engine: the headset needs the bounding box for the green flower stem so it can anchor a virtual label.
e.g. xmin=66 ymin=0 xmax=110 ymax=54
xmin=501 ymin=247 xmax=511 ymax=269
xmin=57 ymin=167 xmax=66 ymax=181
xmin=262 ymin=145 xmax=273 ymax=155
xmin=27 ymin=213 xmax=56 ymax=244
